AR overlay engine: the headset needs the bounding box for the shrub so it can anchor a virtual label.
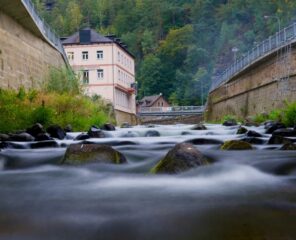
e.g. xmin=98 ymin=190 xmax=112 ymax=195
xmin=222 ymin=114 xmax=238 ymax=123
xmin=45 ymin=67 xmax=81 ymax=95
xmin=283 ymin=102 xmax=296 ymax=127
xmin=268 ymin=109 xmax=283 ymax=122
xmin=31 ymin=106 xmax=53 ymax=125
xmin=0 ymin=89 xmax=114 ymax=133
xmin=253 ymin=113 xmax=268 ymax=123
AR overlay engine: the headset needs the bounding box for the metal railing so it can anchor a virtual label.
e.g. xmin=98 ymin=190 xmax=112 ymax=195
xmin=210 ymin=22 xmax=296 ymax=91
xmin=139 ymin=106 xmax=205 ymax=113
xmin=21 ymin=0 xmax=68 ymax=62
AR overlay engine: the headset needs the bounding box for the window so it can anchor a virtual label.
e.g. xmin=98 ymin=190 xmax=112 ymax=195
xmin=97 ymin=69 xmax=104 ymax=79
xmin=82 ymin=70 xmax=89 ymax=84
xmin=82 ymin=51 xmax=88 ymax=60
xmin=67 ymin=52 xmax=74 ymax=60
xmin=97 ymin=50 xmax=103 ymax=59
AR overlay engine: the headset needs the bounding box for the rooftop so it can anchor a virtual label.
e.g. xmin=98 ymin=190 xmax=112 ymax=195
xmin=62 ymin=28 xmax=134 ymax=58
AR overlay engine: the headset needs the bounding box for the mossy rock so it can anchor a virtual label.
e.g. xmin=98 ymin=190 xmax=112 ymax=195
xmin=221 ymin=140 xmax=252 ymax=150
xmin=61 ymin=143 xmax=127 ymax=165
xmin=280 ymin=143 xmax=296 ymax=150
xmin=236 ymin=126 xmax=248 ymax=134
xmin=150 ymin=143 xmax=209 ymax=174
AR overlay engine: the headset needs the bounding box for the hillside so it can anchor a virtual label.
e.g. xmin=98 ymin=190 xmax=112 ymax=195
xmin=34 ymin=0 xmax=296 ymax=105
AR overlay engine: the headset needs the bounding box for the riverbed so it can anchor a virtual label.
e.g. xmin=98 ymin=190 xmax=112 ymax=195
xmin=0 ymin=124 xmax=295 ymax=240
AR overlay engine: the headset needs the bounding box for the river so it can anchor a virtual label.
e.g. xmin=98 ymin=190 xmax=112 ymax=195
xmin=0 ymin=124 xmax=295 ymax=240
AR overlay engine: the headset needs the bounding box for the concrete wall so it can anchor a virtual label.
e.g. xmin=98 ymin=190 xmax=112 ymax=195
xmin=115 ymin=109 xmax=138 ymax=126
xmin=0 ymin=10 xmax=66 ymax=90
xmin=206 ymin=46 xmax=296 ymax=121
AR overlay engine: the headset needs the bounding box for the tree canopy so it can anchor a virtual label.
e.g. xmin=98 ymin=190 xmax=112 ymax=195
xmin=34 ymin=0 xmax=296 ymax=105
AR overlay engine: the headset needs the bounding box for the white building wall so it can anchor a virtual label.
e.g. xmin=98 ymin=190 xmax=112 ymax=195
xmin=64 ymin=42 xmax=136 ymax=114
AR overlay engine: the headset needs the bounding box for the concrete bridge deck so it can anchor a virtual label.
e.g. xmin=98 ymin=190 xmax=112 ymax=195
xmin=138 ymin=106 xmax=205 ymax=116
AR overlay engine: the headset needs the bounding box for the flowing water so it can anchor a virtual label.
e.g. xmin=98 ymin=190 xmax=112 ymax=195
xmin=0 ymin=124 xmax=295 ymax=240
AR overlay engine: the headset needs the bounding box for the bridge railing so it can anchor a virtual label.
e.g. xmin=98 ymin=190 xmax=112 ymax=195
xmin=211 ymin=22 xmax=296 ymax=91
xmin=139 ymin=106 xmax=205 ymax=113
xmin=21 ymin=0 xmax=68 ymax=62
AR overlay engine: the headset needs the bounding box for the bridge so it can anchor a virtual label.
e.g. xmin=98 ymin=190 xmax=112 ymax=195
xmin=138 ymin=106 xmax=204 ymax=116
xmin=206 ymin=21 xmax=296 ymax=121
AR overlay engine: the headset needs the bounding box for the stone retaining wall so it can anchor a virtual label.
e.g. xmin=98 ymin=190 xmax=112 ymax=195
xmin=0 ymin=11 xmax=66 ymax=90
xmin=206 ymin=47 xmax=296 ymax=121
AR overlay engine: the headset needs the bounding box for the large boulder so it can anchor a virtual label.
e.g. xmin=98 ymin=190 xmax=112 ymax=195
xmin=221 ymin=140 xmax=253 ymax=150
xmin=26 ymin=123 xmax=45 ymax=138
xmin=88 ymin=126 xmax=105 ymax=138
xmin=61 ymin=143 xmax=127 ymax=165
xmin=100 ymin=123 xmax=116 ymax=131
xmin=46 ymin=125 xmax=66 ymax=140
xmin=150 ymin=143 xmax=209 ymax=174
xmin=191 ymin=124 xmax=207 ymax=130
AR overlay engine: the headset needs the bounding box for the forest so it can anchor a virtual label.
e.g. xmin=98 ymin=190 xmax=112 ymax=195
xmin=34 ymin=0 xmax=296 ymax=105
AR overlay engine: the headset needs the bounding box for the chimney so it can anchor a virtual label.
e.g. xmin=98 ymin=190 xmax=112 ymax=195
xmin=79 ymin=29 xmax=91 ymax=44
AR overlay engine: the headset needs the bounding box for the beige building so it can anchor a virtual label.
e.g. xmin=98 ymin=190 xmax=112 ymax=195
xmin=137 ymin=94 xmax=170 ymax=113
xmin=62 ymin=28 xmax=136 ymax=123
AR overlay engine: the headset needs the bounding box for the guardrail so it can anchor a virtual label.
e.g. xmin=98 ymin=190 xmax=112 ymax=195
xmin=21 ymin=0 xmax=68 ymax=62
xmin=211 ymin=22 xmax=296 ymax=91
xmin=139 ymin=106 xmax=205 ymax=116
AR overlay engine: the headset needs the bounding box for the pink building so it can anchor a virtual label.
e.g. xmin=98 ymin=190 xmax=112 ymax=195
xmin=62 ymin=28 xmax=136 ymax=123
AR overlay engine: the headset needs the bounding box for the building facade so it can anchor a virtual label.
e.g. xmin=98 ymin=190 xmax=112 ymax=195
xmin=137 ymin=94 xmax=170 ymax=113
xmin=62 ymin=28 xmax=136 ymax=122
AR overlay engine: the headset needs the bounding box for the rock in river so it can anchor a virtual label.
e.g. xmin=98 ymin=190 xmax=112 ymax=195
xmin=100 ymin=123 xmax=116 ymax=131
xmin=151 ymin=143 xmax=209 ymax=174
xmin=191 ymin=124 xmax=207 ymax=130
xmin=280 ymin=143 xmax=296 ymax=150
xmin=222 ymin=119 xmax=237 ymax=126
xmin=221 ymin=140 xmax=253 ymax=150
xmin=88 ymin=126 xmax=105 ymax=138
xmin=47 ymin=125 xmax=66 ymax=140
xmin=61 ymin=143 xmax=127 ymax=165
